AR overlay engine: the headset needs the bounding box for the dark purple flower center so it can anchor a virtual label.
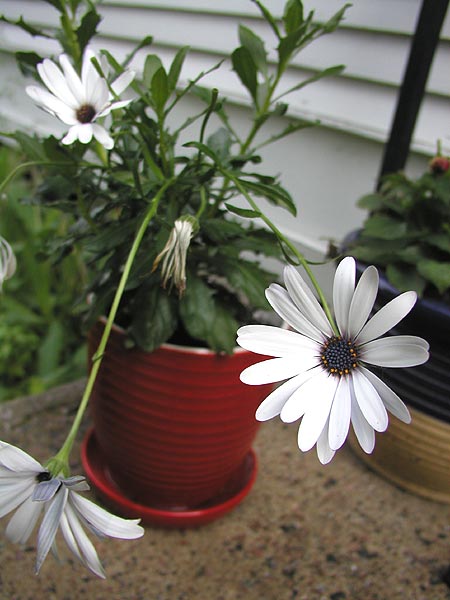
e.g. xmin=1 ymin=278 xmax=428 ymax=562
xmin=76 ymin=104 xmax=96 ymax=124
xmin=36 ymin=471 xmax=52 ymax=483
xmin=320 ymin=336 xmax=358 ymax=377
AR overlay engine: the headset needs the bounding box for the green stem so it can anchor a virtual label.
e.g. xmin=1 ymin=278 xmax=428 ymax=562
xmin=222 ymin=168 xmax=339 ymax=335
xmin=46 ymin=179 xmax=174 ymax=476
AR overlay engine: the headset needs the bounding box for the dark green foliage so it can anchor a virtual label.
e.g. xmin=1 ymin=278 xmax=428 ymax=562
xmin=349 ymin=165 xmax=450 ymax=301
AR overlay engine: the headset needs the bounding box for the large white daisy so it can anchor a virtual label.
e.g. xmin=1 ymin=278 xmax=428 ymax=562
xmin=0 ymin=441 xmax=144 ymax=577
xmin=237 ymin=257 xmax=429 ymax=464
xmin=26 ymin=49 xmax=135 ymax=149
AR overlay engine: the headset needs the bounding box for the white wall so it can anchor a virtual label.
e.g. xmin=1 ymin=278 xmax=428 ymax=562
xmin=0 ymin=0 xmax=449 ymax=275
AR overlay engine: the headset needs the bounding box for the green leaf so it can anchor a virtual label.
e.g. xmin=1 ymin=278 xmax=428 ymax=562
xmin=275 ymin=65 xmax=344 ymax=102
xmin=167 ymin=46 xmax=189 ymax=93
xmin=322 ymin=4 xmax=351 ymax=33
xmin=206 ymin=304 xmax=239 ymax=354
xmin=239 ymin=25 xmax=268 ymax=76
xmin=143 ymin=55 xmax=163 ymax=88
xmin=222 ymin=260 xmax=270 ymax=309
xmin=427 ymin=234 xmax=450 ymax=255
xmin=76 ymin=8 xmax=101 ymax=55
xmin=225 ymin=204 xmax=261 ymax=218
xmin=15 ymin=51 xmax=43 ymax=78
xmin=179 ymin=275 xmax=216 ymax=344
xmin=12 ymin=131 xmax=47 ymax=161
xmin=417 ymin=259 xmax=450 ymax=295
xmin=237 ymin=178 xmax=297 ymax=215
xmin=130 ymin=285 xmax=178 ymax=352
xmin=231 ymin=46 xmax=258 ymax=102
xmin=252 ymin=0 xmax=281 ymax=39
xmin=362 ymin=214 xmax=408 ymax=240
xmin=386 ymin=264 xmax=426 ymax=296
xmin=283 ymin=0 xmax=304 ymax=34
xmin=151 ymin=67 xmax=169 ymax=114
xmin=206 ymin=128 xmax=232 ymax=160
xmin=38 ymin=319 xmax=65 ymax=376
xmin=357 ymin=192 xmax=384 ymax=211
xmin=0 ymin=15 xmax=51 ymax=38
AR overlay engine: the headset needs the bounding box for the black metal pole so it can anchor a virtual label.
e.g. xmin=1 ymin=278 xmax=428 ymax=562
xmin=377 ymin=0 xmax=449 ymax=185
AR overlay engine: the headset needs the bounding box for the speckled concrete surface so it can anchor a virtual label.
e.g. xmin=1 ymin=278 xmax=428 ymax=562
xmin=0 ymin=380 xmax=449 ymax=600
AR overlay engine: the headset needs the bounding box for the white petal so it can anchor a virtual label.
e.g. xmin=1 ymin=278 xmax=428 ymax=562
xmin=26 ymin=86 xmax=77 ymax=124
xmin=328 ymin=376 xmax=351 ymax=450
xmin=333 ymin=256 xmax=355 ymax=337
xmin=316 ymin=418 xmax=336 ymax=464
xmin=98 ymin=98 xmax=132 ymax=117
xmin=91 ymin=123 xmax=114 ymax=150
xmin=359 ymin=336 xmax=429 ymax=367
xmin=266 ymin=284 xmax=324 ymax=342
xmin=359 ymin=367 xmax=411 ymax=423
xmin=240 ymin=357 xmax=304 ymax=385
xmin=351 ymin=369 xmax=388 ymax=432
xmin=279 ymin=371 xmax=320 ymax=423
xmin=237 ymin=325 xmax=318 ymax=357
xmin=59 ymin=54 xmax=85 ymax=104
xmin=355 ymin=291 xmax=417 ymax=345
xmin=296 ymin=374 xmax=338 ymax=451
xmin=350 ymin=386 xmax=375 ymax=453
xmin=283 ymin=265 xmax=333 ymax=336
xmin=77 ymin=123 xmax=94 ymax=144
xmin=348 ymin=265 xmax=379 ymax=338
xmin=0 ymin=479 xmax=36 ymax=518
xmin=255 ymin=372 xmax=313 ymax=421
xmin=0 ymin=443 xmax=43 ymax=472
xmin=111 ymin=69 xmax=135 ymax=95
xmin=36 ymin=487 xmax=68 ymax=574
xmin=60 ymin=510 xmax=84 ymax=564
xmin=70 ymin=492 xmax=143 ymax=539
xmin=37 ymin=58 xmax=78 ymax=108
xmin=32 ymin=478 xmax=63 ymax=502
xmin=61 ymin=126 xmax=80 ymax=145
xmin=6 ymin=495 xmax=42 ymax=544
xmin=64 ymin=502 xmax=106 ymax=578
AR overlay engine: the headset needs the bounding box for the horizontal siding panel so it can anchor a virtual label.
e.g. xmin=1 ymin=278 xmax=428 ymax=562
xmin=102 ymin=0 xmax=450 ymax=38
xmin=0 ymin=0 xmax=449 ymax=155
xmin=2 ymin=1 xmax=448 ymax=94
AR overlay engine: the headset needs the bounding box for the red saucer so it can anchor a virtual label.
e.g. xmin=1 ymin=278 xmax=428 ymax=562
xmin=80 ymin=428 xmax=258 ymax=528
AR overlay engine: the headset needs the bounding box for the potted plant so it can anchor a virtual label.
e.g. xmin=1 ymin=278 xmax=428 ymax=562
xmin=1 ymin=0 xmax=349 ymax=523
xmin=0 ymin=0 xmax=433 ymax=576
xmin=345 ymin=153 xmax=450 ymax=503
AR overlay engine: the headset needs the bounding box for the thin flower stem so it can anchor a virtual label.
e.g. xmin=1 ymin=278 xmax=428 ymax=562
xmin=46 ymin=178 xmax=174 ymax=476
xmin=222 ymin=169 xmax=339 ymax=335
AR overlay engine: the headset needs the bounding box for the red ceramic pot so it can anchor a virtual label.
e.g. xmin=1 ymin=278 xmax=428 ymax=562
xmin=87 ymin=321 xmax=272 ymax=510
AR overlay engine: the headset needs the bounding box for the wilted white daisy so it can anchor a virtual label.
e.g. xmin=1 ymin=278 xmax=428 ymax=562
xmin=26 ymin=49 xmax=135 ymax=149
xmin=0 ymin=441 xmax=144 ymax=577
xmin=237 ymin=257 xmax=429 ymax=464
xmin=152 ymin=216 xmax=196 ymax=295
xmin=0 ymin=236 xmax=16 ymax=290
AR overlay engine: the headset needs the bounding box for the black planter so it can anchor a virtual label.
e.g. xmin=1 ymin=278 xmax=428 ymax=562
xmin=356 ymin=262 xmax=450 ymax=423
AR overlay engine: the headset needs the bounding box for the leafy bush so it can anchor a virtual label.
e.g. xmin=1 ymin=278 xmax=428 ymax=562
xmin=0 ymin=145 xmax=86 ymax=401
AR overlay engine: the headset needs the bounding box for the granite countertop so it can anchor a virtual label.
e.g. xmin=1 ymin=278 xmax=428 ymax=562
xmin=0 ymin=380 xmax=449 ymax=600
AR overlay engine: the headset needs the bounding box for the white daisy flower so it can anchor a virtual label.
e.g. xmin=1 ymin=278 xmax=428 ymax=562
xmin=26 ymin=49 xmax=135 ymax=149
xmin=0 ymin=236 xmax=17 ymax=290
xmin=0 ymin=441 xmax=144 ymax=578
xmin=237 ymin=257 xmax=429 ymax=464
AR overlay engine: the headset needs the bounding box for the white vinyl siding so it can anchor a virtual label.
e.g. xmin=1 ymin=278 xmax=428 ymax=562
xmin=0 ymin=0 xmax=449 ymax=263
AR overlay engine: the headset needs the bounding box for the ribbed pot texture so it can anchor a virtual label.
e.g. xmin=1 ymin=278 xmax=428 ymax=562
xmin=88 ymin=321 xmax=272 ymax=510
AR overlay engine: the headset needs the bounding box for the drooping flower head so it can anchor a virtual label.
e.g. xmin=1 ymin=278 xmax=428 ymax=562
xmin=152 ymin=216 xmax=197 ymax=296
xmin=237 ymin=257 xmax=429 ymax=464
xmin=26 ymin=49 xmax=135 ymax=149
xmin=0 ymin=236 xmax=16 ymax=290
xmin=0 ymin=441 xmax=144 ymax=577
